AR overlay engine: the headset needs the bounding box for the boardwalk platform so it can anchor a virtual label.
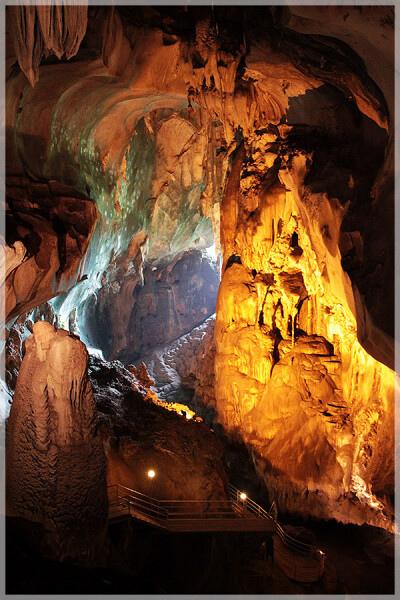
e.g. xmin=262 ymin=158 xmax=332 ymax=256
xmin=108 ymin=483 xmax=325 ymax=582
xmin=108 ymin=485 xmax=276 ymax=532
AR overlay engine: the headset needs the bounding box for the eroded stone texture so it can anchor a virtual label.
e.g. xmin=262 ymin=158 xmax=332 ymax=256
xmin=4 ymin=321 xmax=24 ymax=394
xmin=214 ymin=123 xmax=395 ymax=530
xmin=89 ymin=354 xmax=228 ymax=502
xmin=6 ymin=321 xmax=108 ymax=559
xmin=5 ymin=6 xmax=393 ymax=343
xmin=4 ymin=178 xmax=97 ymax=329
xmin=140 ymin=316 xmax=217 ymax=422
xmin=5 ymin=6 xmax=395 ymax=534
xmin=82 ymin=248 xmax=219 ymax=363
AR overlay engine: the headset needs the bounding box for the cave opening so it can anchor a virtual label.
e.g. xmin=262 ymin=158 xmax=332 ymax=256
xmin=2 ymin=4 xmax=395 ymax=596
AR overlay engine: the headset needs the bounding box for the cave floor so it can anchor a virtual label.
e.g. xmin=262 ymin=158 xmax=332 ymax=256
xmin=281 ymin=516 xmax=395 ymax=595
xmin=319 ymin=521 xmax=394 ymax=594
xmin=6 ymin=516 xmax=394 ymax=594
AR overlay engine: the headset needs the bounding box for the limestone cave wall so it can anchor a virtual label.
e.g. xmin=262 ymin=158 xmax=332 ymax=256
xmin=3 ymin=5 xmax=395 ymax=533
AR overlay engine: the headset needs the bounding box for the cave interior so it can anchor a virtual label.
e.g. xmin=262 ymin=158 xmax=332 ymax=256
xmin=2 ymin=4 xmax=396 ymax=595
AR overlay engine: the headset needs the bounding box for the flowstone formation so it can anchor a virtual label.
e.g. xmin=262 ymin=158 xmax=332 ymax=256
xmin=4 ymin=5 xmax=395 ymax=533
xmin=6 ymin=6 xmax=392 ymax=339
xmin=215 ymin=130 xmax=394 ymax=530
xmin=6 ymin=321 xmax=108 ymax=559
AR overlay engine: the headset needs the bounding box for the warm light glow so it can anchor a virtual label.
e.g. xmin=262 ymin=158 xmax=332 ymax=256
xmin=150 ymin=397 xmax=196 ymax=421
xmin=147 ymin=469 xmax=156 ymax=479
xmin=240 ymin=492 xmax=247 ymax=500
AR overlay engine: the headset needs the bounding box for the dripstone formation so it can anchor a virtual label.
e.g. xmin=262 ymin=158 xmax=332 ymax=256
xmin=4 ymin=5 xmax=394 ymax=542
xmin=6 ymin=321 xmax=108 ymax=559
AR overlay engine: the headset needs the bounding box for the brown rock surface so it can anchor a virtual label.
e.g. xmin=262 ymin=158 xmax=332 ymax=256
xmin=4 ymin=178 xmax=97 ymax=327
xmin=5 ymin=6 xmax=393 ymax=340
xmin=4 ymin=6 xmax=395 ymax=535
xmin=6 ymin=321 xmax=108 ymax=559
xmin=82 ymin=248 xmax=219 ymax=363
xmin=89 ymin=353 xmax=228 ymax=502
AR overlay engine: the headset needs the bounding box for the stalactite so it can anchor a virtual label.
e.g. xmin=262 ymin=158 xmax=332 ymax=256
xmin=101 ymin=6 xmax=131 ymax=76
xmin=8 ymin=4 xmax=88 ymax=87
xmin=8 ymin=5 xmax=43 ymax=87
xmin=5 ymin=5 xmax=394 ymax=536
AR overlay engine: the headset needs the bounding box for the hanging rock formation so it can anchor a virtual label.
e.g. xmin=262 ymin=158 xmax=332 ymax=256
xmin=5 ymin=6 xmax=393 ymax=360
xmin=214 ymin=117 xmax=395 ymax=530
xmin=3 ymin=179 xmax=97 ymax=333
xmin=4 ymin=6 xmax=395 ymax=533
xmin=6 ymin=321 xmax=108 ymax=560
xmin=7 ymin=5 xmax=88 ymax=87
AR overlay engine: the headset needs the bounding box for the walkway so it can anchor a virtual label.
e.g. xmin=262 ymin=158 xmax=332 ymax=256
xmin=108 ymin=482 xmax=325 ymax=582
xmin=108 ymin=483 xmax=275 ymax=532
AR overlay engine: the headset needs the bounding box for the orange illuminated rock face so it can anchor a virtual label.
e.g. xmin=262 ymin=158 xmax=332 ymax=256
xmin=4 ymin=6 xmax=395 ymax=532
xmin=214 ymin=138 xmax=395 ymax=531
xmin=4 ymin=5 xmax=393 ymax=348
xmin=6 ymin=321 xmax=108 ymax=559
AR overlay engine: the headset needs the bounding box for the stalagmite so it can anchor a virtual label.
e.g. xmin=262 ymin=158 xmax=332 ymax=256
xmin=6 ymin=321 xmax=108 ymax=560
xmin=5 ymin=4 xmax=395 ymax=538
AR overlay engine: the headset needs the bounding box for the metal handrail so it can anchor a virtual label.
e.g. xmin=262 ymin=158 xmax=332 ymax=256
xmin=114 ymin=484 xmax=162 ymax=504
xmin=109 ymin=485 xmax=167 ymax=522
xmin=228 ymin=484 xmax=271 ymax=519
xmin=108 ymin=483 xmax=324 ymax=571
xmin=109 ymin=484 xmax=263 ymax=522
xmin=227 ymin=483 xmax=324 ymax=567
xmin=275 ymin=522 xmax=316 ymax=554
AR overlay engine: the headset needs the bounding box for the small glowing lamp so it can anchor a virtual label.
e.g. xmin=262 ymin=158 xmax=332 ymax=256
xmin=147 ymin=469 xmax=156 ymax=479
xmin=240 ymin=492 xmax=247 ymax=501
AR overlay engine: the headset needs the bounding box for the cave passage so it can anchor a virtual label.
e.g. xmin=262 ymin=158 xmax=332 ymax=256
xmin=2 ymin=4 xmax=395 ymax=596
